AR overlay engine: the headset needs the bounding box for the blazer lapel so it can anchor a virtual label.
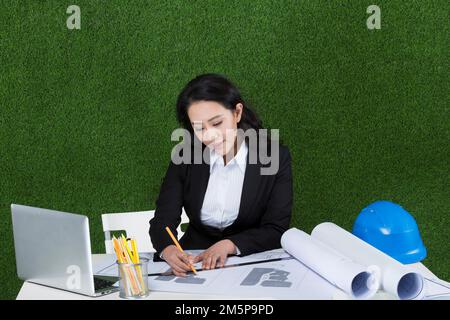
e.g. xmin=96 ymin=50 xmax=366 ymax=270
xmin=191 ymin=148 xmax=211 ymax=224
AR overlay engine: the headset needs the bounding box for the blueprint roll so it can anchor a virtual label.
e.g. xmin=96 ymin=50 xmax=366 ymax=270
xmin=311 ymin=222 xmax=425 ymax=300
xmin=281 ymin=228 xmax=379 ymax=300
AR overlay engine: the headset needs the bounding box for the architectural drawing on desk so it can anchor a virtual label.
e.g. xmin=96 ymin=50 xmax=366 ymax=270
xmin=155 ymin=270 xmax=206 ymax=284
xmin=240 ymin=267 xmax=292 ymax=287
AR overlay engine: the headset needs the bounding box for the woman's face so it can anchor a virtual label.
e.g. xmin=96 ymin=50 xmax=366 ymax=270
xmin=187 ymin=101 xmax=243 ymax=156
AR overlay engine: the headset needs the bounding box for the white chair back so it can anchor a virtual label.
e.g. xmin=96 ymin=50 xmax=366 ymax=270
xmin=101 ymin=208 xmax=189 ymax=253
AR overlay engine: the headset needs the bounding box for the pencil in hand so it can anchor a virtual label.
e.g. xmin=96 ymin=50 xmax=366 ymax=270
xmin=165 ymin=226 xmax=197 ymax=274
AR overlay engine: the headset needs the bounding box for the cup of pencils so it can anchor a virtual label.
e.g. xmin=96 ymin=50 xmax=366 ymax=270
xmin=112 ymin=235 xmax=149 ymax=299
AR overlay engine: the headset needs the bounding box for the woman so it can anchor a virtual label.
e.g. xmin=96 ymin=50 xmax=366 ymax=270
xmin=149 ymin=74 xmax=293 ymax=277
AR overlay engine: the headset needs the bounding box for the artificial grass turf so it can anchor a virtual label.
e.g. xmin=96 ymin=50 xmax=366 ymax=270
xmin=0 ymin=0 xmax=448 ymax=299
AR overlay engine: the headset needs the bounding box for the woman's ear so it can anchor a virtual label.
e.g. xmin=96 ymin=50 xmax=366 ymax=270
xmin=235 ymin=103 xmax=243 ymax=123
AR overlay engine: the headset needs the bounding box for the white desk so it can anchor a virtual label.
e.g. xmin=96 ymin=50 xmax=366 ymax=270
xmin=16 ymin=254 xmax=438 ymax=300
xmin=16 ymin=254 xmax=273 ymax=300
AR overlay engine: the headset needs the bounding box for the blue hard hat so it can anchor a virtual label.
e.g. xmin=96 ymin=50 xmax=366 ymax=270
xmin=352 ymin=200 xmax=427 ymax=264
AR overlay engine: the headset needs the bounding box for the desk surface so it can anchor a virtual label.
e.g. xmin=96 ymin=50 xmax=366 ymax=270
xmin=16 ymin=254 xmax=274 ymax=300
xmin=16 ymin=254 xmax=437 ymax=300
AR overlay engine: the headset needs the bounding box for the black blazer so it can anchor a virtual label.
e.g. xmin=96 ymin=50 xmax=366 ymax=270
xmin=149 ymin=140 xmax=293 ymax=261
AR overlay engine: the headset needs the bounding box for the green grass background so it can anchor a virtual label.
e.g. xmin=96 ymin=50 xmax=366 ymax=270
xmin=0 ymin=1 xmax=448 ymax=299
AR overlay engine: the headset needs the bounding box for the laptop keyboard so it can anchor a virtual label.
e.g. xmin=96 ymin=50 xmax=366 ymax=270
xmin=94 ymin=276 xmax=117 ymax=290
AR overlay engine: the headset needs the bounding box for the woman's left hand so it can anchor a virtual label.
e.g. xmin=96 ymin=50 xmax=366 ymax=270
xmin=193 ymin=240 xmax=237 ymax=270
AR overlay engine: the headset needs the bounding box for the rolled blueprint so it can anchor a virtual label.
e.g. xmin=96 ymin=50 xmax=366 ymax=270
xmin=311 ymin=222 xmax=425 ymax=300
xmin=281 ymin=228 xmax=379 ymax=299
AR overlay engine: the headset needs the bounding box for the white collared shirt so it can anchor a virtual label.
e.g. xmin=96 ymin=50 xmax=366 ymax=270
xmin=200 ymin=141 xmax=248 ymax=254
xmin=160 ymin=141 xmax=247 ymax=260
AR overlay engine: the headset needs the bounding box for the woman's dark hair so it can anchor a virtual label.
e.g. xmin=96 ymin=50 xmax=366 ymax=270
xmin=176 ymin=74 xmax=264 ymax=135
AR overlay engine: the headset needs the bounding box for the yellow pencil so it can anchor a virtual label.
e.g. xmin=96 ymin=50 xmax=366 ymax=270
xmin=165 ymin=226 xmax=197 ymax=274
xmin=120 ymin=235 xmax=133 ymax=262
xmin=131 ymin=239 xmax=140 ymax=263
xmin=129 ymin=239 xmax=146 ymax=293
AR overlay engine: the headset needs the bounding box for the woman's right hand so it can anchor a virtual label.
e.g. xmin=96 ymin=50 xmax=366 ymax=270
xmin=161 ymin=245 xmax=195 ymax=277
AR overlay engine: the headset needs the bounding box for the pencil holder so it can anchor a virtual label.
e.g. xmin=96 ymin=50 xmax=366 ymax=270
xmin=117 ymin=257 xmax=149 ymax=299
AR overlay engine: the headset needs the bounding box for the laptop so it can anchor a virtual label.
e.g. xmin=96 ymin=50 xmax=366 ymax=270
xmin=11 ymin=204 xmax=120 ymax=297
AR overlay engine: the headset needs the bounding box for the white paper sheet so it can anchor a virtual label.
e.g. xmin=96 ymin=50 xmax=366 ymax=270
xmin=94 ymin=249 xmax=291 ymax=277
xmin=148 ymin=256 xmax=341 ymax=299
xmin=281 ymin=228 xmax=379 ymax=299
xmin=93 ymin=248 xmax=342 ymax=299
xmin=422 ymin=277 xmax=450 ymax=300
xmin=311 ymin=222 xmax=425 ymax=300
